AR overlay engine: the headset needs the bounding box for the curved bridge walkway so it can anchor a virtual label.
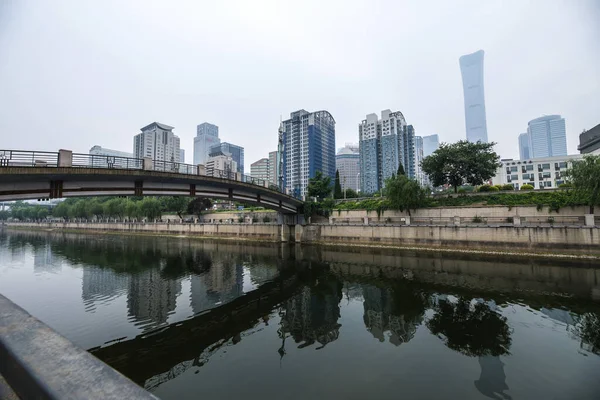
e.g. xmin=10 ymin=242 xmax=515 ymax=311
xmin=0 ymin=149 xmax=302 ymax=216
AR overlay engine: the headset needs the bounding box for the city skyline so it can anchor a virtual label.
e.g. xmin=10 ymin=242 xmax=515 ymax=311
xmin=1 ymin=1 xmax=598 ymax=170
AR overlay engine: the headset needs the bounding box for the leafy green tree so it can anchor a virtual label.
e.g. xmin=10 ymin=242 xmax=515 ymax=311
xmin=566 ymin=155 xmax=600 ymax=213
xmin=52 ymin=201 xmax=70 ymax=219
xmin=385 ymin=175 xmax=426 ymax=216
xmin=307 ymin=171 xmax=332 ymax=200
xmin=140 ymin=197 xmax=162 ymax=220
xmin=125 ymin=200 xmax=141 ymax=219
xmin=69 ymin=200 xmax=88 ymax=219
xmin=397 ymin=163 xmax=405 ymax=176
xmin=85 ymin=199 xmax=104 ymax=219
xmin=36 ymin=207 xmax=49 ymax=220
xmin=333 ymin=170 xmax=343 ymax=199
xmin=164 ymin=196 xmax=190 ymax=220
xmin=345 ymin=188 xmax=359 ymax=199
xmin=187 ymin=197 xmax=213 ymax=218
xmin=421 ymin=140 xmax=501 ymax=193
xmin=104 ymin=198 xmax=126 ymax=219
xmin=0 ymin=210 xmax=9 ymax=220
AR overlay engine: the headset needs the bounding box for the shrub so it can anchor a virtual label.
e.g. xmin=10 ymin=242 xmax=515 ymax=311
xmin=386 ymin=217 xmax=392 ymax=223
xmin=505 ymin=216 xmax=514 ymax=223
xmin=458 ymin=188 xmax=466 ymax=194
xmin=478 ymin=185 xmax=499 ymax=192
xmin=238 ymin=216 xmax=244 ymax=223
xmin=521 ymin=184 xmax=534 ymax=190
xmin=547 ymin=216 xmax=555 ymax=224
xmin=262 ymin=216 xmax=271 ymax=223
xmin=493 ymin=185 xmax=503 ymax=190
xmin=501 ymin=184 xmax=515 ymax=191
xmin=558 ymin=183 xmax=573 ymax=189
xmin=472 ymin=215 xmax=484 ymax=223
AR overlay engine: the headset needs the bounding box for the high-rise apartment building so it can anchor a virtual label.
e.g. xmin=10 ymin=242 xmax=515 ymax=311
xmin=414 ymin=136 xmax=425 ymax=187
xmin=89 ymin=145 xmax=134 ymax=168
xmin=459 ymin=50 xmax=488 ymax=143
xmin=359 ymin=110 xmax=415 ymax=194
xmin=518 ymin=133 xmax=530 ymax=160
xmin=250 ymin=157 xmax=269 ymax=181
xmin=209 ymin=142 xmax=244 ymax=174
xmin=524 ymin=115 xmax=567 ymax=158
xmin=133 ymin=122 xmax=181 ymax=165
xmin=278 ymin=110 xmax=336 ymax=198
xmin=268 ymin=151 xmax=278 ymax=185
xmin=335 ymin=144 xmax=360 ymax=192
xmin=421 ymin=134 xmax=440 ymax=158
xmin=193 ymin=122 xmax=220 ymax=166
xmin=206 ymin=153 xmax=238 ymax=177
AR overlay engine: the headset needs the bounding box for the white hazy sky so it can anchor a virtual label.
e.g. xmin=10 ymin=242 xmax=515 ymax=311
xmin=1 ymin=0 xmax=599 ymax=171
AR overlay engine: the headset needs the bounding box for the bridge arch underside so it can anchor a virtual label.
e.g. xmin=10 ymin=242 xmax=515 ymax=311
xmin=0 ymin=169 xmax=301 ymax=214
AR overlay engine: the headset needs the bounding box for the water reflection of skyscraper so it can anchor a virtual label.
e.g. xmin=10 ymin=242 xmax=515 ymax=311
xmin=189 ymin=259 xmax=244 ymax=315
xmin=82 ymin=267 xmax=130 ymax=312
xmin=280 ymin=276 xmax=343 ymax=349
xmin=33 ymin=244 xmax=60 ymax=274
xmin=127 ymin=268 xmax=181 ymax=327
xmin=362 ymin=285 xmax=422 ymax=346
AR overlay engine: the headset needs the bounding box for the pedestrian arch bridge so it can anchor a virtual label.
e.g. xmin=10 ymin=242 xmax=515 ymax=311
xmin=0 ymin=149 xmax=302 ymax=216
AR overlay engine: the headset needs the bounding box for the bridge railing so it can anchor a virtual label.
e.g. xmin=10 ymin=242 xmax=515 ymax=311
xmin=72 ymin=153 xmax=144 ymax=170
xmin=0 ymin=150 xmax=58 ymax=167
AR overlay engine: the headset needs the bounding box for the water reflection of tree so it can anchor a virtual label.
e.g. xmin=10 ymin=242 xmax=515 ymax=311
xmin=427 ymin=298 xmax=511 ymax=357
xmin=428 ymin=297 xmax=513 ymax=400
xmin=573 ymin=312 xmax=600 ymax=355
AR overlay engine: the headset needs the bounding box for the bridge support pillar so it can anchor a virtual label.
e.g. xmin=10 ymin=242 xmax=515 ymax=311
xmin=58 ymin=149 xmax=72 ymax=167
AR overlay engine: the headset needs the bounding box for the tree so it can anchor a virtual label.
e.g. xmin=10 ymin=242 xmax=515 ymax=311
xmin=187 ymin=197 xmax=213 ymax=218
xmin=307 ymin=171 xmax=332 ymax=200
xmin=421 ymin=140 xmax=501 ymax=193
xmin=0 ymin=210 xmax=9 ymax=220
xmin=104 ymin=198 xmax=126 ymax=219
xmin=397 ymin=163 xmax=405 ymax=176
xmin=333 ymin=170 xmax=343 ymax=199
xmin=52 ymin=201 xmax=70 ymax=219
xmin=566 ymin=155 xmax=600 ymax=213
xmin=385 ymin=175 xmax=427 ymax=216
xmin=36 ymin=207 xmax=49 ymax=220
xmin=125 ymin=200 xmax=141 ymax=220
xmin=140 ymin=197 xmax=162 ymax=220
xmin=345 ymin=188 xmax=359 ymax=199
xmin=164 ymin=196 xmax=190 ymax=220
xmin=85 ymin=199 xmax=104 ymax=219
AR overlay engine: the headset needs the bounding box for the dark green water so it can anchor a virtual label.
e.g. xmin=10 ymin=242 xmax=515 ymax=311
xmin=0 ymin=230 xmax=599 ymax=400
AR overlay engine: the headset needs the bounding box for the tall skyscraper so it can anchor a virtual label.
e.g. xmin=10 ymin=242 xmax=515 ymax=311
xmin=526 ymin=115 xmax=567 ymax=158
xmin=193 ymin=122 xmax=220 ymax=166
xmin=180 ymin=149 xmax=185 ymax=164
xmin=250 ymin=157 xmax=269 ymax=181
xmin=336 ymin=144 xmax=360 ymax=192
xmin=421 ymin=134 xmax=440 ymax=158
xmin=414 ymin=136 xmax=425 ymax=187
xmin=359 ymin=110 xmax=415 ymax=194
xmin=209 ymin=142 xmax=244 ymax=174
xmin=459 ymin=50 xmax=488 ymax=143
xmin=133 ymin=122 xmax=181 ymax=164
xmin=268 ymin=150 xmax=278 ymax=185
xmin=518 ymin=133 xmax=530 ymax=160
xmin=278 ymin=110 xmax=336 ymax=198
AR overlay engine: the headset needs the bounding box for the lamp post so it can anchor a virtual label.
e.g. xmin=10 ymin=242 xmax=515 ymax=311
xmin=356 ymin=172 xmax=360 ymax=195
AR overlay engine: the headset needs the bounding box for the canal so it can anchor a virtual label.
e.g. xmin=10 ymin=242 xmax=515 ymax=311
xmin=0 ymin=230 xmax=599 ymax=400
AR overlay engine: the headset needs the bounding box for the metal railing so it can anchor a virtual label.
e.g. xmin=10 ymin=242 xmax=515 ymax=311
xmin=0 ymin=150 xmax=58 ymax=167
xmin=72 ymin=153 xmax=143 ymax=170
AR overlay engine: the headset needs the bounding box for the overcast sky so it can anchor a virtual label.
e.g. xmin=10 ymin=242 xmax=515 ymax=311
xmin=1 ymin=0 xmax=598 ymax=171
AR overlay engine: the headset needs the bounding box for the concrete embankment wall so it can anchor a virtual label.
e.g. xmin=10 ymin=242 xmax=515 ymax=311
xmin=4 ymin=222 xmax=599 ymax=255
xmin=297 ymin=224 xmax=600 ymax=255
xmin=4 ymin=222 xmax=283 ymax=241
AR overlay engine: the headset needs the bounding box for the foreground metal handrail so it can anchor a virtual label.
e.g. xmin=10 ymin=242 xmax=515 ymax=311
xmin=0 ymin=294 xmax=158 ymax=400
xmin=0 ymin=150 xmax=59 ymax=167
xmin=72 ymin=153 xmax=144 ymax=170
